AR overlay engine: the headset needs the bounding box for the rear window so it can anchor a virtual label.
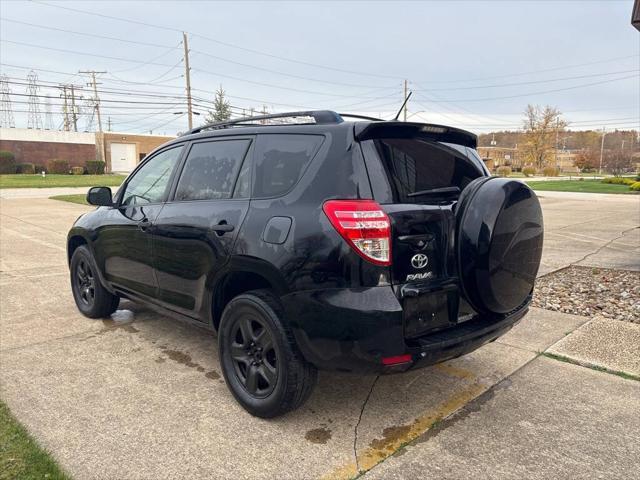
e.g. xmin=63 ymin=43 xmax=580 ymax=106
xmin=253 ymin=134 xmax=323 ymax=198
xmin=372 ymin=138 xmax=484 ymax=203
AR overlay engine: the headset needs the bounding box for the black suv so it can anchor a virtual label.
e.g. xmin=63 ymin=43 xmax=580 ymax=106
xmin=68 ymin=111 xmax=543 ymax=418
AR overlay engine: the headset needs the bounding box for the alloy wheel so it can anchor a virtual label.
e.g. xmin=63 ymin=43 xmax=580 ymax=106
xmin=75 ymin=259 xmax=96 ymax=307
xmin=229 ymin=316 xmax=278 ymax=398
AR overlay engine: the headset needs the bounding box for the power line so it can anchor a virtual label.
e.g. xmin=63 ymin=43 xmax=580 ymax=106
xmin=2 ymin=39 xmax=398 ymax=100
xmin=416 ymin=54 xmax=640 ymax=84
xmin=0 ymin=17 xmax=179 ymax=49
xmin=417 ymin=74 xmax=638 ymax=103
xmin=33 ymin=0 xmax=403 ymax=80
xmin=413 ymin=69 xmax=640 ymax=92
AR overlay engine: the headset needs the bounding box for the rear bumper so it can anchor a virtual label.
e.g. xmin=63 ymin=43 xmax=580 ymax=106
xmin=282 ymin=285 xmax=528 ymax=373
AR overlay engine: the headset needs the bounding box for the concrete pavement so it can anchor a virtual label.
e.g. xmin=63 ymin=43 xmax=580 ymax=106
xmin=1 ymin=190 xmax=639 ymax=479
xmin=0 ymin=186 xmax=91 ymax=199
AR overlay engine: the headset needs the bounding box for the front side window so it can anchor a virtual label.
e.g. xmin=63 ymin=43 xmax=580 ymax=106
xmin=175 ymin=139 xmax=251 ymax=201
xmin=121 ymin=146 xmax=183 ymax=205
xmin=253 ymin=134 xmax=323 ymax=198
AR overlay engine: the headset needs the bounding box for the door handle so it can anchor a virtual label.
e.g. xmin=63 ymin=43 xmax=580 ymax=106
xmin=211 ymin=221 xmax=234 ymax=235
xmin=138 ymin=218 xmax=152 ymax=232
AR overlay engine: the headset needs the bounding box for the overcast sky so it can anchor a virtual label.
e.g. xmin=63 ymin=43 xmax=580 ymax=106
xmin=1 ymin=0 xmax=638 ymax=134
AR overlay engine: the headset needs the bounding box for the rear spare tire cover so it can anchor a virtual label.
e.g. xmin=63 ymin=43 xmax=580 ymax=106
xmin=456 ymin=177 xmax=543 ymax=314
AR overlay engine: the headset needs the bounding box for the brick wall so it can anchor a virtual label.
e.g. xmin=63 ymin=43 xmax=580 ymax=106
xmin=98 ymin=132 xmax=175 ymax=172
xmin=0 ymin=139 xmax=96 ymax=167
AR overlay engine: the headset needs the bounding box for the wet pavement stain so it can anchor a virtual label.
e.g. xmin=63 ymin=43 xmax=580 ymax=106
xmin=369 ymin=425 xmax=412 ymax=451
xmin=305 ymin=427 xmax=332 ymax=444
xmin=98 ymin=319 xmax=139 ymax=335
xmin=156 ymin=346 xmax=219 ymax=380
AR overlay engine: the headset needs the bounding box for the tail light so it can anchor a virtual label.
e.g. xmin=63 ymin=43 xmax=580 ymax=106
xmin=322 ymin=199 xmax=392 ymax=266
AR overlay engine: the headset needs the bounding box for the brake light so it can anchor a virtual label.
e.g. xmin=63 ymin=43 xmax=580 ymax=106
xmin=323 ymin=200 xmax=392 ymax=266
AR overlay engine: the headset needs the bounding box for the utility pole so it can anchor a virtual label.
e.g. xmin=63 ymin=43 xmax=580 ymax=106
xmin=60 ymin=85 xmax=70 ymax=131
xmin=599 ymin=127 xmax=606 ymax=175
xmin=555 ymin=118 xmax=559 ymax=167
xmin=108 ymin=116 xmax=112 ymax=132
xmin=80 ymin=70 xmax=106 ymax=132
xmin=69 ymin=84 xmax=79 ymax=132
xmin=403 ymin=79 xmax=408 ymax=122
xmin=183 ymin=32 xmax=193 ymax=129
xmin=44 ymin=98 xmax=54 ymax=130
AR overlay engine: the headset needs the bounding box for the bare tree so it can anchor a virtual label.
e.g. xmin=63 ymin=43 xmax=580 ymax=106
xmin=521 ymin=105 xmax=567 ymax=169
xmin=604 ymin=149 xmax=633 ymax=176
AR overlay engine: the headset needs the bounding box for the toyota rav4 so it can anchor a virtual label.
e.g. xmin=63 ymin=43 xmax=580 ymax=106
xmin=68 ymin=111 xmax=543 ymax=418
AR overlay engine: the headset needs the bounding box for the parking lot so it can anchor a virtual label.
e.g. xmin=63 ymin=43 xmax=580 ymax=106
xmin=1 ymin=191 xmax=639 ymax=479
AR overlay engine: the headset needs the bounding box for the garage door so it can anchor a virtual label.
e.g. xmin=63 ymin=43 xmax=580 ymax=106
xmin=110 ymin=143 xmax=137 ymax=173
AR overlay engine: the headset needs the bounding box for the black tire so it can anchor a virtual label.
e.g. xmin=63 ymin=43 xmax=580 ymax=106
xmin=218 ymin=289 xmax=317 ymax=418
xmin=70 ymin=245 xmax=119 ymax=318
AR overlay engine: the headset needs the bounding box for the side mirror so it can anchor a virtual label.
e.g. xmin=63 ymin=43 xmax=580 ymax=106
xmin=86 ymin=186 xmax=113 ymax=206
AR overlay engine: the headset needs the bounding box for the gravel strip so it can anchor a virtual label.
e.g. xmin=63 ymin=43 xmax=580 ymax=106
xmin=533 ymin=266 xmax=639 ymax=323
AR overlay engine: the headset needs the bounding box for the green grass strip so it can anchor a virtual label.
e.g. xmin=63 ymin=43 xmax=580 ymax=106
xmin=0 ymin=400 xmax=71 ymax=480
xmin=49 ymin=194 xmax=89 ymax=205
xmin=542 ymin=352 xmax=639 ymax=382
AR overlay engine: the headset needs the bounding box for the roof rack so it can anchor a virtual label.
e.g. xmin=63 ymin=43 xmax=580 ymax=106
xmin=183 ymin=110 xmax=384 ymax=136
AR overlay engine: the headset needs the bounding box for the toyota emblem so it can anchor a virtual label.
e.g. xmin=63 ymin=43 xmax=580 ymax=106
xmin=411 ymin=253 xmax=428 ymax=269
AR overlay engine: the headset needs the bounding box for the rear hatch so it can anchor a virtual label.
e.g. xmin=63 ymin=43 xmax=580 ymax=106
xmin=357 ymin=122 xmax=487 ymax=286
xmin=357 ymin=122 xmax=486 ymax=335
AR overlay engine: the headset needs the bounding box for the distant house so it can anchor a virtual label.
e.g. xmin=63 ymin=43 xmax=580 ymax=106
xmin=477 ymin=146 xmax=522 ymax=171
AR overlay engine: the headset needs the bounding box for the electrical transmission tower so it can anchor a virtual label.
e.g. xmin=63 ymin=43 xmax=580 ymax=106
xmin=44 ymin=98 xmax=54 ymax=130
xmin=84 ymin=96 xmax=95 ymax=132
xmin=0 ymin=75 xmax=15 ymax=128
xmin=80 ymin=70 xmax=105 ymax=132
xmin=26 ymin=70 xmax=43 ymax=129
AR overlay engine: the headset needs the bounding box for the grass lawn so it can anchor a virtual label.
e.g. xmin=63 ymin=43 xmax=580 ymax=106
xmin=49 ymin=194 xmax=89 ymax=205
xmin=526 ymin=179 xmax=637 ymax=194
xmin=0 ymin=400 xmax=70 ymax=480
xmin=0 ymin=174 xmax=125 ymax=189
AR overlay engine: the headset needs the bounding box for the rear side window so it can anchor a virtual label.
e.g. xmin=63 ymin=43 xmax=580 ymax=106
xmin=253 ymin=134 xmax=323 ymax=198
xmin=175 ymin=139 xmax=251 ymax=201
xmin=373 ymin=138 xmax=483 ymax=203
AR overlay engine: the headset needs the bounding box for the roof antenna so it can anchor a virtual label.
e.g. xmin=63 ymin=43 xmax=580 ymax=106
xmin=393 ymin=91 xmax=412 ymax=121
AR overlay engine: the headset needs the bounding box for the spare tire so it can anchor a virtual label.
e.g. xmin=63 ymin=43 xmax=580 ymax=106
xmin=456 ymin=177 xmax=543 ymax=315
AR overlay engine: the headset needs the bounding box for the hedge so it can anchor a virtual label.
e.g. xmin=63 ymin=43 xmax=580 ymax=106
xmin=0 ymin=151 xmax=16 ymax=174
xmin=15 ymin=163 xmax=35 ymax=174
xmin=49 ymin=159 xmax=70 ymax=174
xmin=85 ymin=160 xmax=105 ymax=175
xmin=33 ymin=164 xmax=48 ymax=174
xmin=542 ymin=166 xmax=560 ymax=177
xmin=496 ymin=166 xmax=512 ymax=177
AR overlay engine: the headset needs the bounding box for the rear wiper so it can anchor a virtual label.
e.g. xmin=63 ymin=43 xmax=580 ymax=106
xmin=407 ymin=186 xmax=460 ymax=197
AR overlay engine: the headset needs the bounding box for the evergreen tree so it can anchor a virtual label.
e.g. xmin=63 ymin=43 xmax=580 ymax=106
xmin=204 ymin=86 xmax=231 ymax=124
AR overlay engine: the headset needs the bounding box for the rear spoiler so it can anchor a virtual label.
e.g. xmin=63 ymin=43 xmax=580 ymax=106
xmin=354 ymin=121 xmax=477 ymax=149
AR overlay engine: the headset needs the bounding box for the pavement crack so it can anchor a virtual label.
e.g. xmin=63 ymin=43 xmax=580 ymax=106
xmin=353 ymin=374 xmax=379 ymax=475
xmin=571 ymin=225 xmax=639 ymax=266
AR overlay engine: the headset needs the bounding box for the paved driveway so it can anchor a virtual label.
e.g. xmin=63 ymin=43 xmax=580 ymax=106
xmin=0 ymin=192 xmax=638 ymax=479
